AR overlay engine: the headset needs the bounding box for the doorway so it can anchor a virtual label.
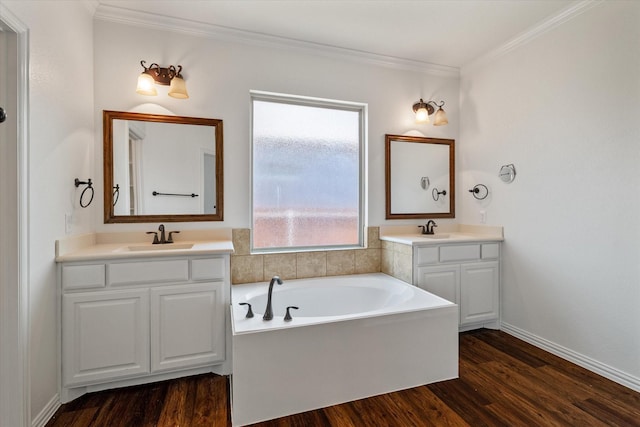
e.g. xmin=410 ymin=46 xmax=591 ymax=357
xmin=0 ymin=9 xmax=29 ymax=426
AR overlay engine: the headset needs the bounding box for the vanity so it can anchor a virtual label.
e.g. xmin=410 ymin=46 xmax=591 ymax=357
xmin=55 ymin=229 xmax=233 ymax=403
xmin=380 ymin=225 xmax=503 ymax=331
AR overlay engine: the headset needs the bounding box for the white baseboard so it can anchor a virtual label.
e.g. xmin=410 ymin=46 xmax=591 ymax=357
xmin=31 ymin=394 xmax=60 ymax=427
xmin=501 ymin=322 xmax=640 ymax=393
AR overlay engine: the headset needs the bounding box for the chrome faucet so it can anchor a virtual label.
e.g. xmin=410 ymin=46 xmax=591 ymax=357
xmin=263 ymin=276 xmax=283 ymax=321
xmin=418 ymin=220 xmax=437 ymax=235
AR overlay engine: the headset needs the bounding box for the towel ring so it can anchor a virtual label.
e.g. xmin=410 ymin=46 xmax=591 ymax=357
xmin=432 ymin=188 xmax=447 ymax=201
xmin=75 ymin=178 xmax=94 ymax=208
xmin=469 ymin=184 xmax=489 ymax=200
xmin=113 ymin=184 xmax=120 ymax=206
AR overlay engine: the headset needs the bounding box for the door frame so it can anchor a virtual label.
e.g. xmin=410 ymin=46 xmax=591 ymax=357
xmin=0 ymin=5 xmax=30 ymax=426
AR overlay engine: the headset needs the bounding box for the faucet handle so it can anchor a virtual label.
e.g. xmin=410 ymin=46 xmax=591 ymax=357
xmin=418 ymin=225 xmax=427 ymax=234
xmin=284 ymin=306 xmax=299 ymax=321
xmin=239 ymin=302 xmax=254 ymax=318
xmin=167 ymin=231 xmax=180 ymax=243
xmin=146 ymin=231 xmax=160 ymax=244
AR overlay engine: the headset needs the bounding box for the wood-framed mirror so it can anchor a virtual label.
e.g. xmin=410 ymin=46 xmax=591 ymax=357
xmin=103 ymin=110 xmax=223 ymax=223
xmin=385 ymin=134 xmax=455 ymax=219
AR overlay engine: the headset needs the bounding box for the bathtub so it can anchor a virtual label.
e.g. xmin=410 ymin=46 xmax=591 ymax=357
xmin=230 ymin=273 xmax=458 ymax=426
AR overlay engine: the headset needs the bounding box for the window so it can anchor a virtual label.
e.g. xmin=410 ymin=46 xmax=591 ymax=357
xmin=251 ymin=91 xmax=366 ymax=252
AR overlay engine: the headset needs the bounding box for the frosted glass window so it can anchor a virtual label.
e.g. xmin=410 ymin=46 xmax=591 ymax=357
xmin=251 ymin=92 xmax=365 ymax=251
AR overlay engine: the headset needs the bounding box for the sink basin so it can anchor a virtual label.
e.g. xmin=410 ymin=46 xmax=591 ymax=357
xmin=417 ymin=234 xmax=450 ymax=239
xmin=126 ymin=243 xmax=194 ymax=251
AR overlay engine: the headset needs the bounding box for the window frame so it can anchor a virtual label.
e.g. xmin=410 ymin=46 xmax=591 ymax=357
xmin=250 ymin=90 xmax=367 ymax=253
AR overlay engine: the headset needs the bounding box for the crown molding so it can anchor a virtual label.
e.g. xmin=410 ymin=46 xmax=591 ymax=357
xmin=82 ymin=0 xmax=99 ymax=15
xmin=94 ymin=4 xmax=459 ymax=78
xmin=461 ymin=0 xmax=603 ymax=75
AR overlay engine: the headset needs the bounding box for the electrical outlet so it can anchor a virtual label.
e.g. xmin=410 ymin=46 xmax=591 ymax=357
xmin=480 ymin=210 xmax=486 ymax=224
xmin=65 ymin=213 xmax=73 ymax=234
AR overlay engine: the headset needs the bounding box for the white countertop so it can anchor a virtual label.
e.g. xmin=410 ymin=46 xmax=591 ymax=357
xmin=55 ymin=229 xmax=234 ymax=262
xmin=379 ymin=224 xmax=503 ymax=246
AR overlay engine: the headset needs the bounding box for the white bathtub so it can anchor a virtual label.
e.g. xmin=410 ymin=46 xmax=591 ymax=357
xmin=230 ymin=273 xmax=458 ymax=426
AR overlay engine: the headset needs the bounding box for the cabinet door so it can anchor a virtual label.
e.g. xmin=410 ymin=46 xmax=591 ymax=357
xmin=415 ymin=264 xmax=460 ymax=305
xmin=62 ymin=289 xmax=149 ymax=386
xmin=460 ymin=261 xmax=499 ymax=325
xmin=150 ymin=282 xmax=225 ymax=372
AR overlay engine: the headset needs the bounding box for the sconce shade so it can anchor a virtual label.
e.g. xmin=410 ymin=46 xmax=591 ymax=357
xmin=412 ymin=98 xmax=447 ymax=126
xmin=136 ymin=72 xmax=157 ymax=96
xmin=168 ymin=75 xmax=189 ymax=99
xmin=433 ymin=107 xmax=448 ymax=126
xmin=415 ymin=105 xmax=430 ymax=123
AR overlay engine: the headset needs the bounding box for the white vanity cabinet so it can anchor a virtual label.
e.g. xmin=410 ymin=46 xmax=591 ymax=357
xmin=62 ymin=288 xmax=150 ymax=386
xmin=150 ymin=281 xmax=225 ymax=372
xmin=414 ymin=242 xmax=500 ymax=330
xmin=59 ymin=254 xmax=230 ymax=402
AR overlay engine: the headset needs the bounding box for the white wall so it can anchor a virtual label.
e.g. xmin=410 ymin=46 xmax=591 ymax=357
xmin=93 ymin=19 xmax=460 ymax=231
xmin=459 ymin=1 xmax=640 ymax=385
xmin=2 ymin=0 xmax=95 ymax=421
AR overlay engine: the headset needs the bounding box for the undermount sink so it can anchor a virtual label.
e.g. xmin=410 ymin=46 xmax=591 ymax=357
xmin=126 ymin=243 xmax=194 ymax=251
xmin=417 ymin=234 xmax=450 ymax=239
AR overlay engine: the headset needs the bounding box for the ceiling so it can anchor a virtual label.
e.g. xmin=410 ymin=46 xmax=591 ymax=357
xmin=96 ymin=0 xmax=575 ymax=69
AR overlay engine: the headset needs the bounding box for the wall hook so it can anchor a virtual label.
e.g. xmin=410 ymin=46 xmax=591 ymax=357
xmin=499 ymin=164 xmax=516 ymax=183
xmin=468 ymin=184 xmax=489 ymax=200
xmin=74 ymin=178 xmax=94 ymax=208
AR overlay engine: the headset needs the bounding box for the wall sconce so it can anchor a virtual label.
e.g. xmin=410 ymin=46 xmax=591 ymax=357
xmin=136 ymin=60 xmax=189 ymax=99
xmin=412 ymin=99 xmax=448 ymax=126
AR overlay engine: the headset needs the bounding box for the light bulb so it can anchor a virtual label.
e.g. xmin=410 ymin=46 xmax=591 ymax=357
xmin=415 ymin=106 xmax=429 ymax=123
xmin=136 ymin=73 xmax=157 ymax=96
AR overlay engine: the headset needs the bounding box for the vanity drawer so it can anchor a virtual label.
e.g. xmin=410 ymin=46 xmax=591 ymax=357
xmin=62 ymin=264 xmax=105 ymax=290
xmin=481 ymin=243 xmax=500 ymax=259
xmin=108 ymin=260 xmax=189 ymax=286
xmin=440 ymin=245 xmax=480 ymax=262
xmin=415 ymin=246 xmax=439 ymax=265
xmin=191 ymin=257 xmax=225 ymax=281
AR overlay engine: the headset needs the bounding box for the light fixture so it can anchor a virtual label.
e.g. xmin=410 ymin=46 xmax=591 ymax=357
xmin=136 ymin=60 xmax=189 ymax=99
xmin=412 ymin=98 xmax=448 ymax=125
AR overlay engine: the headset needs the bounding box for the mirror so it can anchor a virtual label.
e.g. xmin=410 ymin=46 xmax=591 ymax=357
xmin=103 ymin=110 xmax=223 ymax=223
xmin=385 ymin=134 xmax=455 ymax=219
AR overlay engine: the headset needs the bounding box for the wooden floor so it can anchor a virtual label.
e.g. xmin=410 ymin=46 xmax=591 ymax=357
xmin=46 ymin=329 xmax=640 ymax=427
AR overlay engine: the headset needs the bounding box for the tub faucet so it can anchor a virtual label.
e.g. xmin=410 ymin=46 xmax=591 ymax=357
xmin=263 ymin=276 xmax=283 ymax=321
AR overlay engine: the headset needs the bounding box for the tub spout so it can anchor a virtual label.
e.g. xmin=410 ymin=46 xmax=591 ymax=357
xmin=263 ymin=276 xmax=283 ymax=321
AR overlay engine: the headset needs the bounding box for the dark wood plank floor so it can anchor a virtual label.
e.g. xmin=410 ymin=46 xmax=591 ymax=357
xmin=46 ymin=329 xmax=640 ymax=426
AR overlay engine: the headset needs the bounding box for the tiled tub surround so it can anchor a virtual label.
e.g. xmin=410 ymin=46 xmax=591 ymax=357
xmin=231 ymin=227 xmax=382 ymax=284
